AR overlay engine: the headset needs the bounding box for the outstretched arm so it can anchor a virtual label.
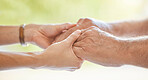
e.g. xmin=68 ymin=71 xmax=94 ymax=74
xmin=122 ymin=36 xmax=148 ymax=68
xmin=108 ymin=19 xmax=148 ymax=37
xmin=0 ymin=23 xmax=75 ymax=48
xmin=54 ymin=18 xmax=148 ymax=43
xmin=0 ymin=25 xmax=25 ymax=45
xmin=73 ymin=26 xmax=148 ymax=68
xmin=0 ymin=30 xmax=83 ymax=71
xmin=0 ymin=51 xmax=39 ymax=70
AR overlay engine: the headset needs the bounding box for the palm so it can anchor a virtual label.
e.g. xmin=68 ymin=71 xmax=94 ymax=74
xmin=32 ymin=30 xmax=54 ymax=48
xmin=31 ymin=23 xmax=76 ymax=48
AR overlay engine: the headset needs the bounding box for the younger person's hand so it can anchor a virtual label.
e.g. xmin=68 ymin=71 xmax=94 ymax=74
xmin=25 ymin=23 xmax=76 ymax=48
xmin=36 ymin=30 xmax=83 ymax=71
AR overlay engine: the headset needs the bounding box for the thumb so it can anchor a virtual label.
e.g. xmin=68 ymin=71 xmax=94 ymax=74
xmin=56 ymin=23 xmax=76 ymax=33
xmin=64 ymin=30 xmax=81 ymax=45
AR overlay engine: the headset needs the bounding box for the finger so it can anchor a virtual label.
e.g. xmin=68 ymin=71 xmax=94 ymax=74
xmin=58 ymin=23 xmax=76 ymax=31
xmin=77 ymin=18 xmax=85 ymax=24
xmin=73 ymin=46 xmax=85 ymax=59
xmin=64 ymin=23 xmax=76 ymax=30
xmin=64 ymin=30 xmax=81 ymax=45
xmin=54 ymin=23 xmax=76 ymax=36
xmin=81 ymin=26 xmax=94 ymax=33
xmin=74 ymin=27 xmax=94 ymax=42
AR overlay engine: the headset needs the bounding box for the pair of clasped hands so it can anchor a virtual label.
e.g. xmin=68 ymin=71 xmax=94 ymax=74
xmin=26 ymin=18 xmax=115 ymax=71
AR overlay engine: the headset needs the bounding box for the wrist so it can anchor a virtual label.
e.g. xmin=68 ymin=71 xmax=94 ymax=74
xmin=116 ymin=39 xmax=136 ymax=66
xmin=33 ymin=51 xmax=54 ymax=69
xmin=122 ymin=38 xmax=148 ymax=68
xmin=31 ymin=52 xmax=47 ymax=69
xmin=24 ymin=24 xmax=39 ymax=43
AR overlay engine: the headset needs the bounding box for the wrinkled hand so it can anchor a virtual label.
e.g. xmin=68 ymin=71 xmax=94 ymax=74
xmin=25 ymin=23 xmax=76 ymax=48
xmin=37 ymin=30 xmax=83 ymax=71
xmin=54 ymin=18 xmax=110 ymax=42
xmin=73 ymin=26 xmax=127 ymax=67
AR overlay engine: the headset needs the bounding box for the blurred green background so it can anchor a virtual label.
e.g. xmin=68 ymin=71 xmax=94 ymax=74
xmin=0 ymin=0 xmax=146 ymax=25
xmin=0 ymin=0 xmax=147 ymax=52
xmin=0 ymin=0 xmax=148 ymax=80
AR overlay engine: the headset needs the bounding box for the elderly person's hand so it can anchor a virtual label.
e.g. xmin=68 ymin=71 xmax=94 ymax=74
xmin=54 ymin=18 xmax=111 ymax=42
xmin=25 ymin=23 xmax=76 ymax=48
xmin=73 ymin=26 xmax=129 ymax=67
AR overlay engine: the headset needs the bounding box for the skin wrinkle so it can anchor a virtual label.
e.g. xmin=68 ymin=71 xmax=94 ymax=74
xmin=38 ymin=26 xmax=56 ymax=42
xmin=74 ymin=26 xmax=127 ymax=66
xmin=74 ymin=31 xmax=90 ymax=45
xmin=0 ymin=24 xmax=84 ymax=71
xmin=1 ymin=18 xmax=148 ymax=69
xmin=74 ymin=29 xmax=95 ymax=48
xmin=74 ymin=35 xmax=91 ymax=59
xmin=39 ymin=26 xmax=51 ymax=37
xmin=54 ymin=18 xmax=99 ymax=43
xmin=32 ymin=31 xmax=51 ymax=48
xmin=54 ymin=18 xmax=148 ymax=68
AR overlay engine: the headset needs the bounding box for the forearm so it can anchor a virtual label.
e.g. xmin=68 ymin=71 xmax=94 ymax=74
xmin=0 ymin=25 xmax=20 ymax=45
xmin=0 ymin=51 xmax=41 ymax=70
xmin=108 ymin=19 xmax=148 ymax=37
xmin=120 ymin=36 xmax=148 ymax=68
xmin=0 ymin=25 xmax=33 ymax=45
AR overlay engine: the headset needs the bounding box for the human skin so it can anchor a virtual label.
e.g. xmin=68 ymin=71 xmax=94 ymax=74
xmin=54 ymin=18 xmax=148 ymax=42
xmin=0 ymin=23 xmax=76 ymax=48
xmin=0 ymin=23 xmax=83 ymax=71
xmin=54 ymin=18 xmax=148 ymax=68
xmin=54 ymin=18 xmax=99 ymax=42
xmin=73 ymin=26 xmax=148 ymax=68
xmin=0 ymin=30 xmax=83 ymax=71
xmin=108 ymin=19 xmax=148 ymax=37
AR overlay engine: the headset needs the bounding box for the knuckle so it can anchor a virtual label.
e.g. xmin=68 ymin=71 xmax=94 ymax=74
xmin=78 ymin=18 xmax=85 ymax=23
xmin=80 ymin=18 xmax=85 ymax=20
xmin=84 ymin=17 xmax=90 ymax=20
xmin=71 ymin=33 xmax=78 ymax=38
xmin=83 ymin=18 xmax=92 ymax=22
xmin=84 ymin=31 xmax=92 ymax=36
